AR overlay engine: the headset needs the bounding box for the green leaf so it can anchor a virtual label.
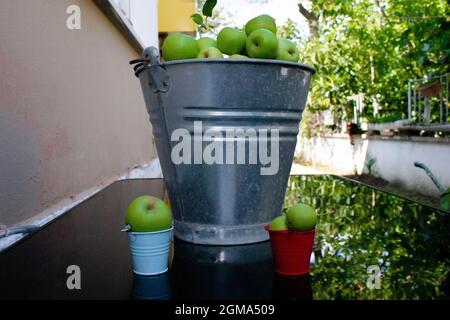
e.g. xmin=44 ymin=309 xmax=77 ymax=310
xmin=202 ymin=0 xmax=217 ymax=17
xmin=191 ymin=13 xmax=204 ymax=26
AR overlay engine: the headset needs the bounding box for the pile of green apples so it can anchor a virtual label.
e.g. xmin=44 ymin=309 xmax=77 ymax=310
xmin=162 ymin=14 xmax=300 ymax=63
xmin=269 ymin=203 xmax=317 ymax=232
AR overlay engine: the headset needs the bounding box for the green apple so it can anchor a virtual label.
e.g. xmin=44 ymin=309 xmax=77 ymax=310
xmin=125 ymin=196 xmax=172 ymax=232
xmin=285 ymin=203 xmax=317 ymax=231
xmin=246 ymin=29 xmax=278 ymax=59
xmin=245 ymin=14 xmax=277 ymax=35
xmin=242 ymin=44 xmax=250 ymax=57
xmin=229 ymin=54 xmax=249 ymax=59
xmin=162 ymin=33 xmax=199 ymax=61
xmin=197 ymin=37 xmax=217 ymax=50
xmin=197 ymin=47 xmax=224 ymax=58
xmin=217 ymin=27 xmax=247 ymax=56
xmin=276 ymin=38 xmax=299 ymax=62
xmin=270 ymin=215 xmax=288 ymax=231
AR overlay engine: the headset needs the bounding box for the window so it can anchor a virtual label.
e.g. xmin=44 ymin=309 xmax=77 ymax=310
xmin=113 ymin=0 xmax=132 ymax=24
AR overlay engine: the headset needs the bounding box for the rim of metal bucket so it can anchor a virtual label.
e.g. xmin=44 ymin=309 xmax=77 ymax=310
xmin=162 ymin=58 xmax=316 ymax=75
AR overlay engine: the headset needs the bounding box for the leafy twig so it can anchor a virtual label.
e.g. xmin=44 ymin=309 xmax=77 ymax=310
xmin=191 ymin=0 xmax=217 ymax=30
xmin=202 ymin=0 xmax=217 ymax=17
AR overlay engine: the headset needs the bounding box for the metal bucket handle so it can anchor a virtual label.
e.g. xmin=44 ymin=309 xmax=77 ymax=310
xmin=130 ymin=46 xmax=170 ymax=93
xmin=129 ymin=47 xmax=186 ymax=224
xmin=129 ymin=233 xmax=137 ymax=243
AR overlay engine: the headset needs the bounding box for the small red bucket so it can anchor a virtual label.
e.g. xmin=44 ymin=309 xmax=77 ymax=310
xmin=265 ymin=225 xmax=315 ymax=276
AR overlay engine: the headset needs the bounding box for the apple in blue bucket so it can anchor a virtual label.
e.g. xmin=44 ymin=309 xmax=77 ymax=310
xmin=269 ymin=203 xmax=317 ymax=231
xmin=125 ymin=196 xmax=172 ymax=232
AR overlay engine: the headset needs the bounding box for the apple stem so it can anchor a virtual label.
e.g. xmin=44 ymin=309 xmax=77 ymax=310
xmin=147 ymin=202 xmax=156 ymax=211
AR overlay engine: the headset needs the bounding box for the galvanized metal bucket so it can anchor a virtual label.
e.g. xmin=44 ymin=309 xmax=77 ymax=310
xmin=133 ymin=47 xmax=314 ymax=245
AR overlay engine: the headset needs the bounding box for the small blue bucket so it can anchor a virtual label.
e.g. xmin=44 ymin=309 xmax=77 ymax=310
xmin=127 ymin=227 xmax=173 ymax=276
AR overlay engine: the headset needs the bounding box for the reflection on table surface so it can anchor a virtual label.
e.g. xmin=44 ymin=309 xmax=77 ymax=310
xmin=0 ymin=176 xmax=448 ymax=300
xmin=132 ymin=239 xmax=312 ymax=300
xmin=286 ymin=175 xmax=449 ymax=300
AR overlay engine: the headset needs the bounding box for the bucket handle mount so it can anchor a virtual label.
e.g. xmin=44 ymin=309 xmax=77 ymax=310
xmin=130 ymin=46 xmax=170 ymax=93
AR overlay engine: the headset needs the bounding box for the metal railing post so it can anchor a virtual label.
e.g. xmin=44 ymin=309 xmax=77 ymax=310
xmin=418 ymin=91 xmax=421 ymax=122
xmin=440 ymin=76 xmax=443 ymax=123
xmin=408 ymin=80 xmax=412 ymax=120
xmin=446 ymin=74 xmax=449 ymax=123
xmin=413 ymin=84 xmax=416 ymax=121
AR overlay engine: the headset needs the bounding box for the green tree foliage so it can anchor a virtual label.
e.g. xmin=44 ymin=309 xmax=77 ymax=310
xmin=300 ymin=0 xmax=449 ymax=130
xmin=277 ymin=18 xmax=305 ymax=46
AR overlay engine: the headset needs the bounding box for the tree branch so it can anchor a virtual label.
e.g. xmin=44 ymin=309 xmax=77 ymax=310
xmin=298 ymin=2 xmax=318 ymax=22
xmin=374 ymin=0 xmax=392 ymax=25
xmin=298 ymin=2 xmax=318 ymax=37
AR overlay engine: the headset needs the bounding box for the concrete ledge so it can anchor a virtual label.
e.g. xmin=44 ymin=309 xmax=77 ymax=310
xmin=367 ymin=120 xmax=412 ymax=131
xmin=320 ymin=134 xmax=450 ymax=144
xmin=296 ymin=135 xmax=450 ymax=198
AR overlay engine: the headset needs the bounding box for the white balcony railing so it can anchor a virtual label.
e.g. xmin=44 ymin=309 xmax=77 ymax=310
xmin=408 ymin=73 xmax=449 ymax=125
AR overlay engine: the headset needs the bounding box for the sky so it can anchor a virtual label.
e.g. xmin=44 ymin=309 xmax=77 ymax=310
xmin=215 ymin=0 xmax=311 ymax=38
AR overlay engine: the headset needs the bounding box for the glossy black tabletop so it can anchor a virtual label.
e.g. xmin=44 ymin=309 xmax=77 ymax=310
xmin=0 ymin=176 xmax=448 ymax=300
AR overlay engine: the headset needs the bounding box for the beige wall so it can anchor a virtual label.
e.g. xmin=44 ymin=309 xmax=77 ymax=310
xmin=0 ymin=0 xmax=156 ymax=226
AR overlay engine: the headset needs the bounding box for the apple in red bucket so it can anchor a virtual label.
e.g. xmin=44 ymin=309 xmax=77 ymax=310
xmin=269 ymin=215 xmax=288 ymax=231
xmin=285 ymin=203 xmax=317 ymax=231
xmin=125 ymin=196 xmax=172 ymax=232
xmin=268 ymin=203 xmax=317 ymax=232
